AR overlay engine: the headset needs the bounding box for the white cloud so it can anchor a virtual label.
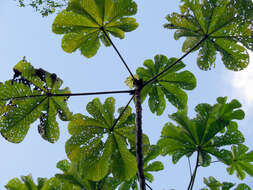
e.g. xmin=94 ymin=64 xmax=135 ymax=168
xmin=229 ymin=52 xmax=253 ymax=111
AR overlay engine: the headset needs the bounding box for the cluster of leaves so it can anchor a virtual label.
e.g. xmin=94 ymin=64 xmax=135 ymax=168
xmin=5 ymin=0 xmax=253 ymax=189
xmin=201 ymin=176 xmax=251 ymax=190
xmin=15 ymin=0 xmax=68 ymax=16
xmin=165 ymin=0 xmax=253 ymax=71
xmin=5 ymin=97 xmax=163 ymax=190
xmin=0 ymin=60 xmax=72 ymax=143
xmin=5 ymin=174 xmax=78 ymax=190
xmin=52 ymin=0 xmax=139 ymax=58
xmin=126 ymin=54 xmax=196 ymax=116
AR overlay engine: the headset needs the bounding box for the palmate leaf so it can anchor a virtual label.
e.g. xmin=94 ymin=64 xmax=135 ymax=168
xmin=65 ymin=97 xmax=149 ymax=182
xmin=200 ymin=176 xmax=251 ymax=190
xmin=0 ymin=60 xmax=72 ymax=143
xmin=223 ymin=144 xmax=253 ymax=180
xmin=52 ymin=0 xmax=138 ymax=58
xmin=165 ymin=0 xmax=253 ymax=71
xmin=158 ymin=97 xmax=245 ymax=166
xmin=126 ymin=54 xmax=196 ymax=115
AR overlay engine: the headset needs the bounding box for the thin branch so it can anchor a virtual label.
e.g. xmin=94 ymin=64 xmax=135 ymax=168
xmin=142 ymin=35 xmax=208 ymax=88
xmin=145 ymin=182 xmax=153 ymax=190
xmin=187 ymin=157 xmax=193 ymax=177
xmin=0 ymin=89 xmax=135 ymax=101
xmin=109 ymin=94 xmax=135 ymax=131
xmin=187 ymin=150 xmax=200 ymax=190
xmin=211 ymin=160 xmax=220 ymax=164
xmin=100 ymin=27 xmax=136 ymax=81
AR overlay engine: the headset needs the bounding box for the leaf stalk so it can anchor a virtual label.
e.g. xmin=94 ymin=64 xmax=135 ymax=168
xmin=100 ymin=27 xmax=137 ymax=82
xmin=0 ymin=89 xmax=135 ymax=101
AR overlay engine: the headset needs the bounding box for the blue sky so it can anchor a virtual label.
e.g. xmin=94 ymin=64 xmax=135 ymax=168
xmin=0 ymin=0 xmax=253 ymax=189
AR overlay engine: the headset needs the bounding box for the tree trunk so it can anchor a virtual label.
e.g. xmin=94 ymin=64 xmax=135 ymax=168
xmin=135 ymin=86 xmax=146 ymax=190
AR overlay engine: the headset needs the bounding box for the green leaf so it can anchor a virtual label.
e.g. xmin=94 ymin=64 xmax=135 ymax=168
xmin=225 ymin=144 xmax=253 ymax=180
xmin=0 ymin=60 xmax=72 ymax=143
xmin=144 ymin=161 xmax=164 ymax=172
xmin=112 ymin=133 xmax=137 ymax=181
xmin=84 ymin=134 xmax=113 ymax=181
xmin=197 ymin=40 xmax=216 ymax=70
xmin=5 ymin=175 xmax=50 ymax=190
xmin=158 ymin=97 xmax=245 ymax=166
xmin=57 ymin=160 xmax=71 ymax=173
xmin=65 ymin=97 xmax=141 ymax=181
xmin=202 ymin=176 xmax=235 ymax=190
xmin=135 ymin=54 xmax=196 ymax=115
xmin=201 ymin=176 xmax=251 ymax=190
xmin=41 ymin=177 xmax=73 ymax=190
xmin=235 ymin=184 xmax=251 ymax=190
xmin=52 ymin=0 xmax=138 ymax=58
xmin=165 ymin=0 xmax=253 ymax=71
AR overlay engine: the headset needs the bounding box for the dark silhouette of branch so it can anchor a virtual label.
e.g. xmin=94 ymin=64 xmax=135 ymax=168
xmin=142 ymin=35 xmax=208 ymax=88
xmin=109 ymin=94 xmax=135 ymax=131
xmin=187 ymin=150 xmax=200 ymax=190
xmin=145 ymin=182 xmax=153 ymax=190
xmin=100 ymin=27 xmax=136 ymax=82
xmin=0 ymin=89 xmax=135 ymax=101
xmin=135 ymin=81 xmax=146 ymax=190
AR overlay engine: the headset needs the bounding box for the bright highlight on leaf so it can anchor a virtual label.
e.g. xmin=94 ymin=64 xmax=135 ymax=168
xmin=0 ymin=60 xmax=72 ymax=143
xmin=158 ymin=97 xmax=245 ymax=167
xmin=127 ymin=54 xmax=196 ymax=115
xmin=52 ymin=0 xmax=138 ymax=58
xmin=65 ymin=97 xmax=150 ymax=181
xmin=165 ymin=0 xmax=253 ymax=71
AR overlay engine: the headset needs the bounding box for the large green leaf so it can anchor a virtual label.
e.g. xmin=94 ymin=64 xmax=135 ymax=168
xmin=52 ymin=0 xmax=138 ymax=58
xmin=158 ymin=97 xmax=245 ymax=166
xmin=127 ymin=54 xmax=196 ymax=115
xmin=201 ymin=176 xmax=251 ymax=190
xmin=165 ymin=0 xmax=253 ymax=71
xmin=0 ymin=60 xmax=72 ymax=143
xmin=65 ymin=97 xmax=149 ymax=181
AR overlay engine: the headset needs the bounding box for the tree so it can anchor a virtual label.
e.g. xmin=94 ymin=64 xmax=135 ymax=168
xmin=2 ymin=0 xmax=253 ymax=189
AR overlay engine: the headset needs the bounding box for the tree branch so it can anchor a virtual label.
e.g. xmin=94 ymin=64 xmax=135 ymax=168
xmin=187 ymin=150 xmax=200 ymax=190
xmin=100 ymin=27 xmax=136 ymax=82
xmin=142 ymin=35 xmax=208 ymax=88
xmin=0 ymin=89 xmax=135 ymax=101
xmin=109 ymin=94 xmax=135 ymax=131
